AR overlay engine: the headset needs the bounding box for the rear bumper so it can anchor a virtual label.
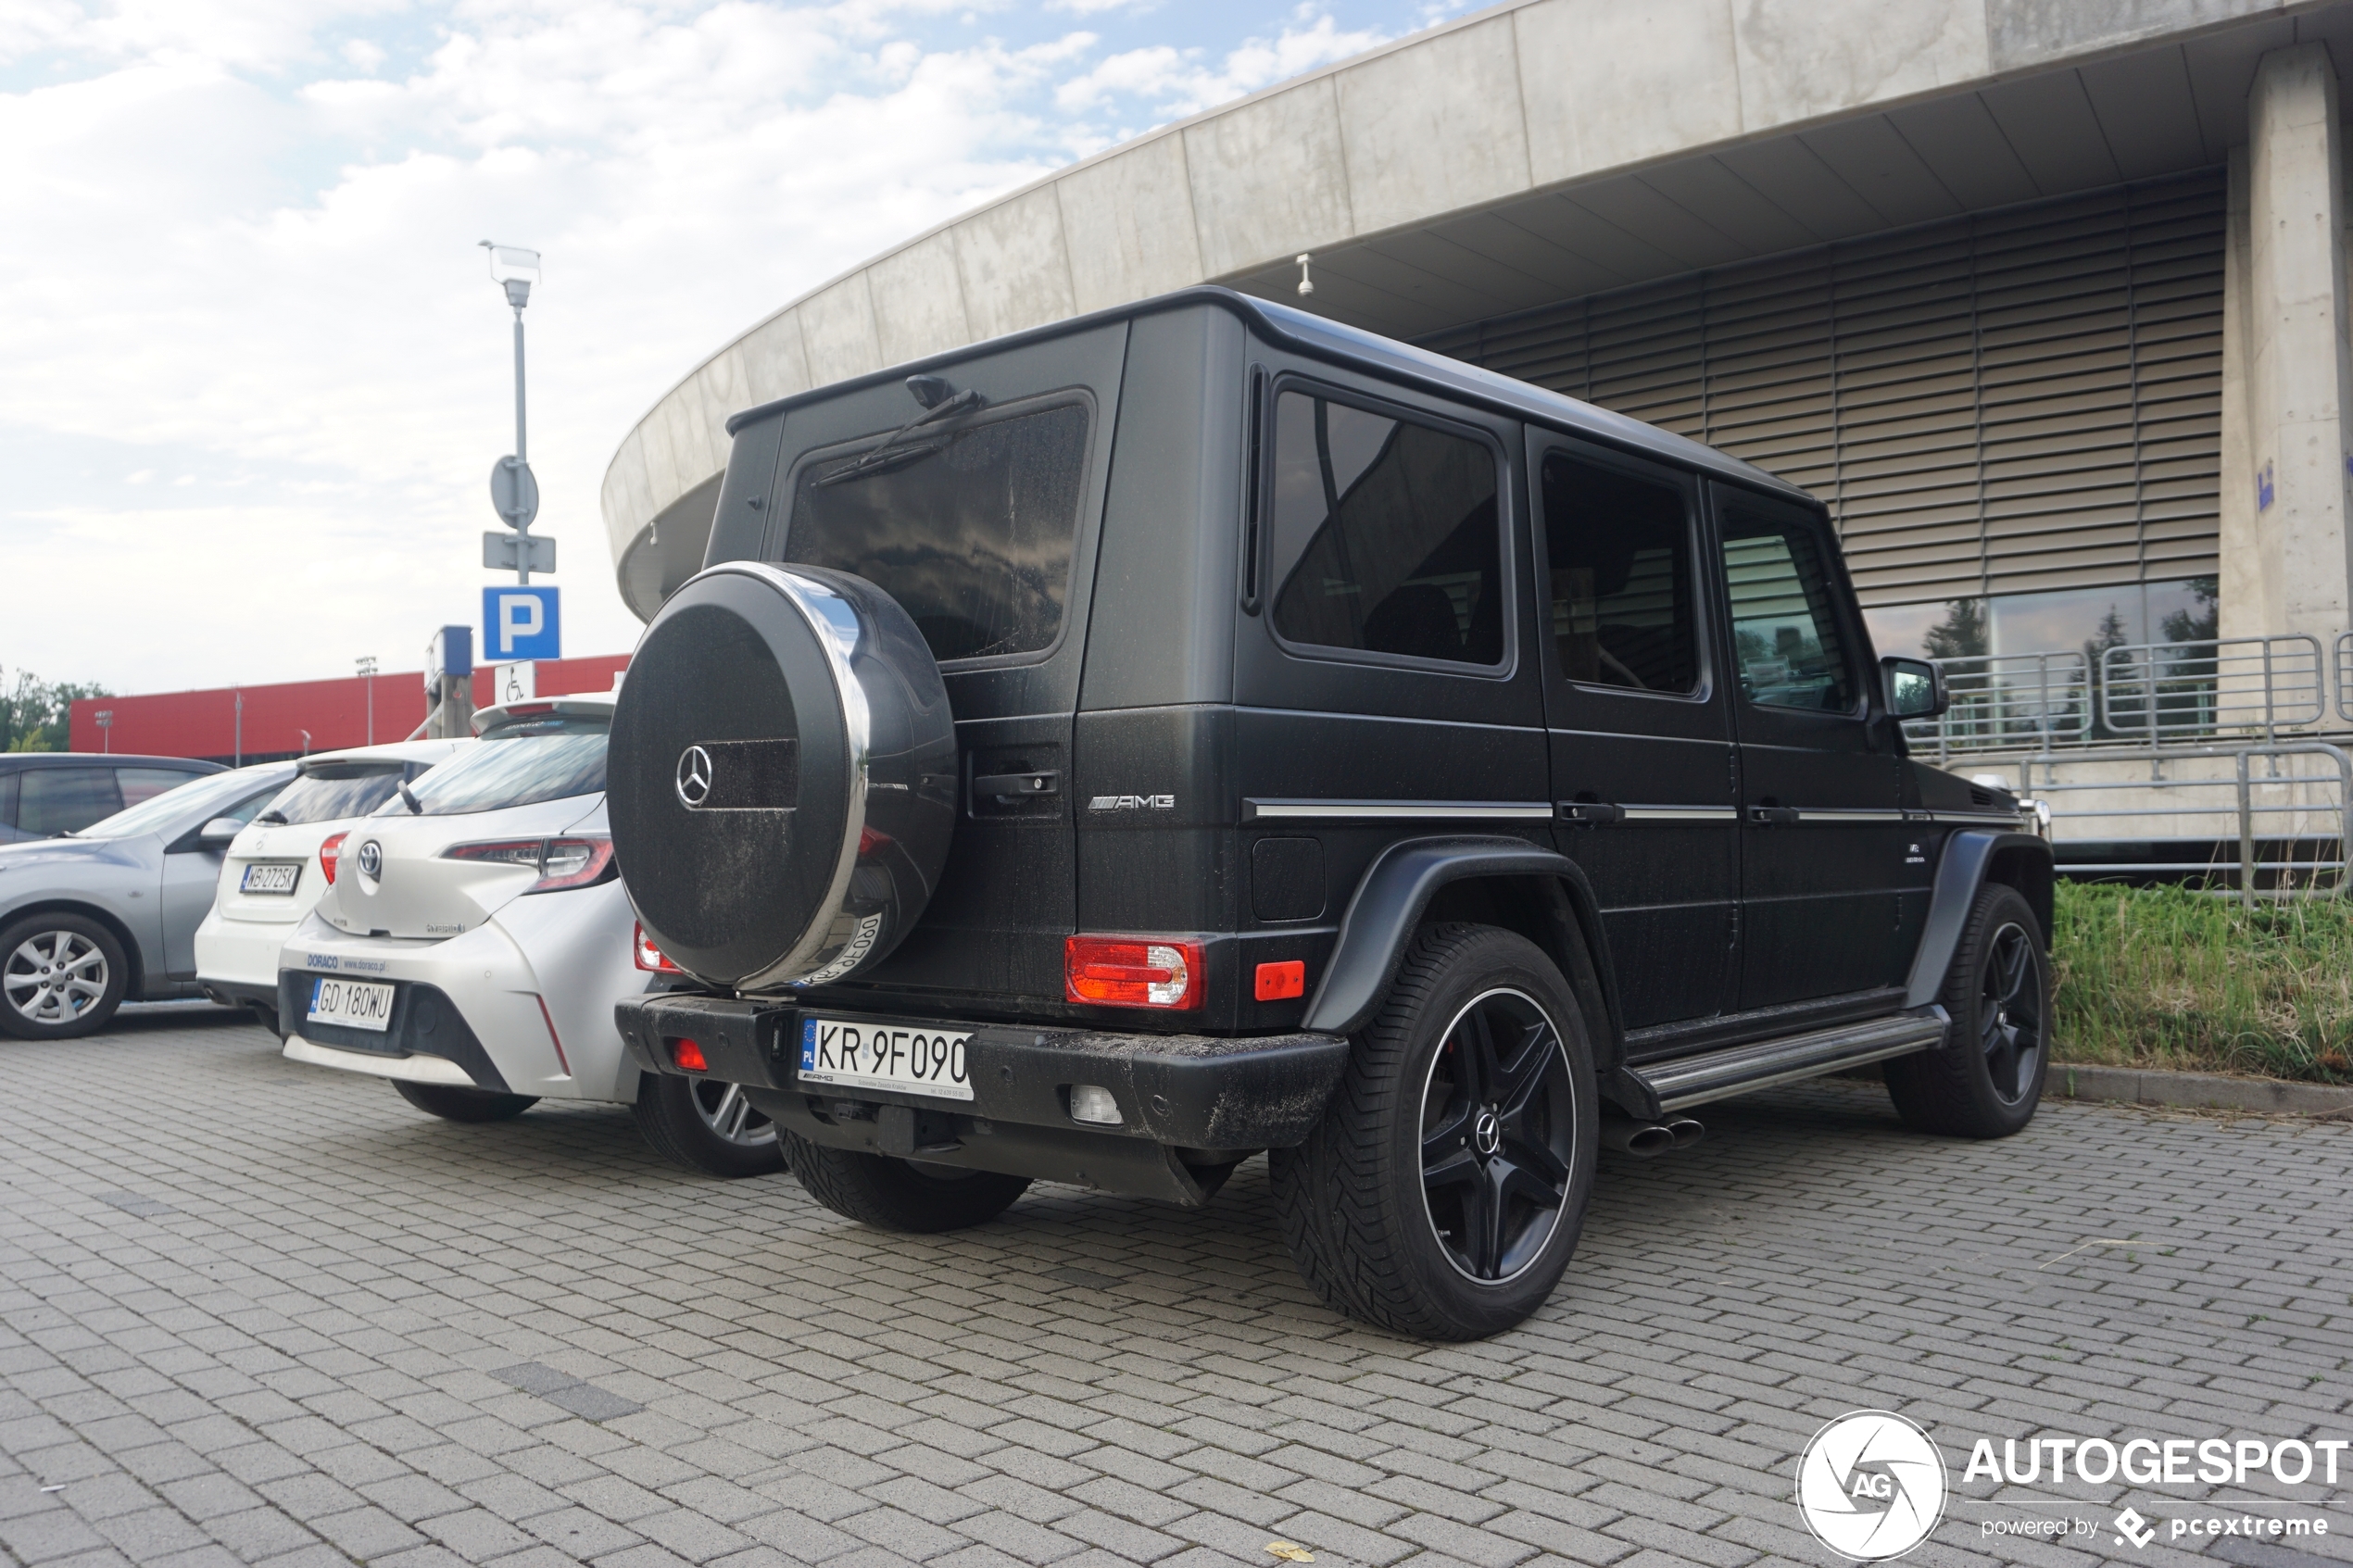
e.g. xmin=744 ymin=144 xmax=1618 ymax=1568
xmin=615 ymin=994 xmax=1349 ymax=1205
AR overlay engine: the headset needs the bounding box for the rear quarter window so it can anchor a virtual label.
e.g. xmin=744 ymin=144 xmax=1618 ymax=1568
xmin=780 ymin=399 xmax=1089 ymax=663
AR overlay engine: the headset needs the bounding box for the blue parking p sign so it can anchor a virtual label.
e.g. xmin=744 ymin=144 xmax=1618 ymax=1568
xmin=484 ymin=586 xmax=560 ymax=661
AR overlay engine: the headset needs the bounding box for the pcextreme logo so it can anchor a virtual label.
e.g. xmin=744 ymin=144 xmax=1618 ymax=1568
xmin=1794 ymin=1411 xmax=1948 ymax=1561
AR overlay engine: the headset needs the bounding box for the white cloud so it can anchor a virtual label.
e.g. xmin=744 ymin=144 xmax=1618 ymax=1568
xmin=0 ymin=0 xmax=1422 ymax=695
xmin=1056 ymin=10 xmax=1388 ymax=116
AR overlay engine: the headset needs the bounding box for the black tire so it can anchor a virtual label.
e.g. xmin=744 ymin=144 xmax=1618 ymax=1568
xmin=1269 ymin=923 xmax=1599 ymax=1341
xmin=782 ymin=1131 xmax=1029 ymax=1232
xmin=1885 ymin=883 xmax=2050 ymax=1138
xmin=633 ymin=1074 xmax=787 ymax=1178
xmin=0 ymin=912 xmax=130 ymax=1040
xmin=392 ymin=1080 xmax=538 ymax=1123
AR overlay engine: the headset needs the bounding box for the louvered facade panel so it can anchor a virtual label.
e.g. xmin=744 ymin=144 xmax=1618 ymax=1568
xmin=1427 ymin=169 xmax=2227 ymax=609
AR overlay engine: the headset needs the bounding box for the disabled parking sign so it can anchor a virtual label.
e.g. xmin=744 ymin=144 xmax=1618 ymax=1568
xmin=484 ymin=586 xmax=560 ymax=661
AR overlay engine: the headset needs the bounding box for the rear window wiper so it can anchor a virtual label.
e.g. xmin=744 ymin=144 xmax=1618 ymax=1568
xmin=814 ymin=386 xmax=986 ymax=487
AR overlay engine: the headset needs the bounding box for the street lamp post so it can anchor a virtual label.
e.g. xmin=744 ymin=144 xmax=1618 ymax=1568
xmin=94 ymin=710 xmax=112 ymax=754
xmin=233 ymin=689 xmax=244 ymax=767
xmin=356 ymin=656 xmax=378 ymax=745
xmin=479 ymin=243 xmax=547 ymax=586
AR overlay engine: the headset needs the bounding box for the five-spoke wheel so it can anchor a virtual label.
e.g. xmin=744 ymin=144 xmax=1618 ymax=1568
xmin=1273 ymin=923 xmax=1597 ymax=1340
xmin=1419 ymin=988 xmax=1578 ymax=1284
xmin=1886 ymin=882 xmax=2050 ymax=1138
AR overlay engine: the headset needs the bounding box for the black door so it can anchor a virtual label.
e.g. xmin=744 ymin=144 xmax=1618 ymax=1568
xmin=1707 ymin=486 xmax=1910 ymax=1010
xmin=1231 ymin=364 xmax=1549 ymax=958
xmin=1529 ymin=436 xmax=1737 ymax=1031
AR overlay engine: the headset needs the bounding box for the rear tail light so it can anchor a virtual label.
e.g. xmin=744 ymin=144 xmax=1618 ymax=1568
xmin=319 ymin=832 xmax=346 ymax=884
xmin=634 ymin=922 xmax=683 ymax=972
xmin=1064 ymin=935 xmax=1202 ymax=1010
xmin=444 ymin=836 xmax=616 ymax=894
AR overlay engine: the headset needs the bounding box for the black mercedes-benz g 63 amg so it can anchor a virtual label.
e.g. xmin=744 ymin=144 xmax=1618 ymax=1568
xmin=607 ymin=286 xmax=2052 ymax=1341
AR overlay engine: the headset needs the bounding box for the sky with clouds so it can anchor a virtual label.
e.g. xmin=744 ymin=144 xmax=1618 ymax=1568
xmin=0 ymin=0 xmax=1466 ymax=697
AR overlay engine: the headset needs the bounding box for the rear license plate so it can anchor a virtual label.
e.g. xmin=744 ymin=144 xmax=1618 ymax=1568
xmin=308 ymin=977 xmax=395 ymax=1032
xmin=798 ymin=1016 xmax=974 ymax=1100
xmin=241 ymin=862 xmax=302 ymax=896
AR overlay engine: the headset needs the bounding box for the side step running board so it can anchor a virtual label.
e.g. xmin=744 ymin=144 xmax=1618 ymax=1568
xmin=1629 ymin=1008 xmax=1949 ymax=1114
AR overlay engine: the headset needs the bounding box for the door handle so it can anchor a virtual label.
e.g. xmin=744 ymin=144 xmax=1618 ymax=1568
xmin=974 ymin=770 xmax=1060 ymax=798
xmin=1748 ymin=805 xmax=1801 ymax=827
xmin=1557 ymin=801 xmax=1625 ymax=827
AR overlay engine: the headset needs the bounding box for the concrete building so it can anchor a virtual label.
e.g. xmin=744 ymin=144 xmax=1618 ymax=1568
xmin=601 ymin=0 xmax=2353 ymax=739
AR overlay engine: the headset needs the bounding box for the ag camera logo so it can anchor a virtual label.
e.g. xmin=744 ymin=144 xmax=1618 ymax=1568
xmin=1794 ymin=1411 xmax=1947 ymax=1561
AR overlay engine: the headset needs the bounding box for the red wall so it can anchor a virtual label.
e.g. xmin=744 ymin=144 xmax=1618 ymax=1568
xmin=67 ymin=655 xmax=630 ymax=762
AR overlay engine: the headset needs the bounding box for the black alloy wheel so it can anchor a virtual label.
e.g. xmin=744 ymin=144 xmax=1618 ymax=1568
xmin=1979 ymin=920 xmax=2043 ymax=1105
xmin=1418 ymin=988 xmax=1578 ymax=1284
xmin=1271 ymin=922 xmax=1598 ymax=1340
xmin=1884 ymin=881 xmax=2050 ymax=1138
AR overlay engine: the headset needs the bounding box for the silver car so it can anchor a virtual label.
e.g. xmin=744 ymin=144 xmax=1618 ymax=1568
xmin=0 ymin=763 xmax=296 ymax=1039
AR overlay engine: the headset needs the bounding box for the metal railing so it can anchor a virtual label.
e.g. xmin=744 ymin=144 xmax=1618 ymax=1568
xmin=2100 ymin=633 xmax=2325 ymax=742
xmin=2009 ymin=743 xmax=2353 ymax=902
xmin=1904 ymin=633 xmax=2343 ymax=755
xmin=1901 ymin=652 xmax=2091 ymax=761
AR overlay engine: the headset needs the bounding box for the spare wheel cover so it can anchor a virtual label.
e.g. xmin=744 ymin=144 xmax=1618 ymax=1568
xmin=608 ymin=561 xmax=956 ymax=991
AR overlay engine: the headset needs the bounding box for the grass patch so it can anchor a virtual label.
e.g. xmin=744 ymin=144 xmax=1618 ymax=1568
xmin=2053 ymin=882 xmax=2353 ymax=1083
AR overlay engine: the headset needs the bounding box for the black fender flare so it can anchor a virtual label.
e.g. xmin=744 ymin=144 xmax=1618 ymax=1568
xmin=1300 ymin=835 xmax=1625 ymax=1063
xmin=1904 ymin=830 xmax=2054 ymax=1008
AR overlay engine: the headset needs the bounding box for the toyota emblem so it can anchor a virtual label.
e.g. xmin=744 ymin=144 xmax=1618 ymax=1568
xmin=675 ymin=745 xmax=714 ymax=808
xmin=356 ymin=840 xmax=383 ymax=880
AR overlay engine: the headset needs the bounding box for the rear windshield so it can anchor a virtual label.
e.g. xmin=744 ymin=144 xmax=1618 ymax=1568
xmin=391 ymin=716 xmax=607 ymax=817
xmin=783 ymin=401 xmax=1088 ymax=661
xmin=260 ymin=765 xmax=410 ymax=826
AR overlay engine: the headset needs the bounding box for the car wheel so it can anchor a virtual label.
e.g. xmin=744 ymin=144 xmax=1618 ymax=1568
xmin=1885 ymin=883 xmax=2050 ymax=1138
xmin=781 ymin=1131 xmax=1029 ymax=1232
xmin=391 ymin=1080 xmax=539 ymax=1122
xmin=632 ymin=1073 xmax=787 ymax=1177
xmin=0 ymin=913 xmax=130 ymax=1040
xmin=1269 ymin=923 xmax=1599 ymax=1341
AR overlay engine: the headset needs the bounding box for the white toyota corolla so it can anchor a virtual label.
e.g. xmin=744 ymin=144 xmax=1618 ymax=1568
xmin=195 ymin=739 xmax=472 ymax=1029
xmin=277 ymin=693 xmax=784 ymax=1177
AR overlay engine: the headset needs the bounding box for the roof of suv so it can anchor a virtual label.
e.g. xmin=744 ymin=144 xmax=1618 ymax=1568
xmin=724 ymin=284 xmax=1815 ymax=507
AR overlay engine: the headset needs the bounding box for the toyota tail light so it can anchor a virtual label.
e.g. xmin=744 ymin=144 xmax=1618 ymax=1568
xmin=1064 ymin=935 xmax=1202 ymax=1010
xmin=634 ymin=922 xmax=683 ymax=973
xmin=319 ymin=832 xmax=347 ymax=885
xmin=444 ymin=836 xmax=617 ymax=894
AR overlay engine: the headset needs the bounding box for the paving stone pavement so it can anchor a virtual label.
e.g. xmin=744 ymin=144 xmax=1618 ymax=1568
xmin=3 ymin=1006 xmax=2350 ymax=1568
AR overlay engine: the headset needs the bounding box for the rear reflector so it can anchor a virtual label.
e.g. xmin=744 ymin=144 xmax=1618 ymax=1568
xmin=1254 ymin=960 xmax=1306 ymax=1001
xmin=670 ymin=1037 xmax=708 ymax=1073
xmin=1064 ymin=936 xmax=1202 ymax=1010
xmin=319 ymin=832 xmax=346 ymax=885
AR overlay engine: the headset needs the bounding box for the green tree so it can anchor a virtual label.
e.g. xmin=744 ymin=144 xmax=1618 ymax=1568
xmin=2161 ymin=577 xmax=2220 ymax=645
xmin=1 ymin=671 xmax=111 ymax=752
xmin=1920 ymin=597 xmax=1989 ymax=660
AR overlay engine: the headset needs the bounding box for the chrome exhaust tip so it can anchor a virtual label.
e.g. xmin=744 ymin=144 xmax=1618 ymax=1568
xmin=1666 ymin=1117 xmax=1705 ymax=1150
xmin=1599 ymin=1114 xmax=1677 ymax=1157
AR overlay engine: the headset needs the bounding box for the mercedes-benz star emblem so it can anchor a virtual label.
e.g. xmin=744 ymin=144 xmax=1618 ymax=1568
xmin=356 ymin=840 xmax=383 ymax=880
xmin=675 ymin=745 xmax=714 ymax=808
xmin=1473 ymin=1108 xmax=1502 ymax=1157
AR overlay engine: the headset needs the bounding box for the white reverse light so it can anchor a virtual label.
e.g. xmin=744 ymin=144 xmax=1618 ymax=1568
xmin=1069 ymin=1085 xmax=1120 ymax=1125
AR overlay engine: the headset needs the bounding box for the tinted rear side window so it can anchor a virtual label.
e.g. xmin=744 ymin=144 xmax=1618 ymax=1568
xmin=1267 ymin=389 xmax=1503 ymax=667
xmin=1541 ymin=455 xmax=1700 ymax=696
xmin=116 ymin=767 xmax=205 ymax=810
xmin=19 ymin=767 xmax=122 ymax=836
xmin=784 ymin=402 xmax=1088 ymax=662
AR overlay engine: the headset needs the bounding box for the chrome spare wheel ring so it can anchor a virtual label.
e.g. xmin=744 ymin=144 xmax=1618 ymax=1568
xmin=4 ymin=930 xmax=109 ymax=1027
xmin=1418 ymin=986 xmax=1579 ymax=1285
xmin=691 ymin=1079 xmax=778 ymax=1148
